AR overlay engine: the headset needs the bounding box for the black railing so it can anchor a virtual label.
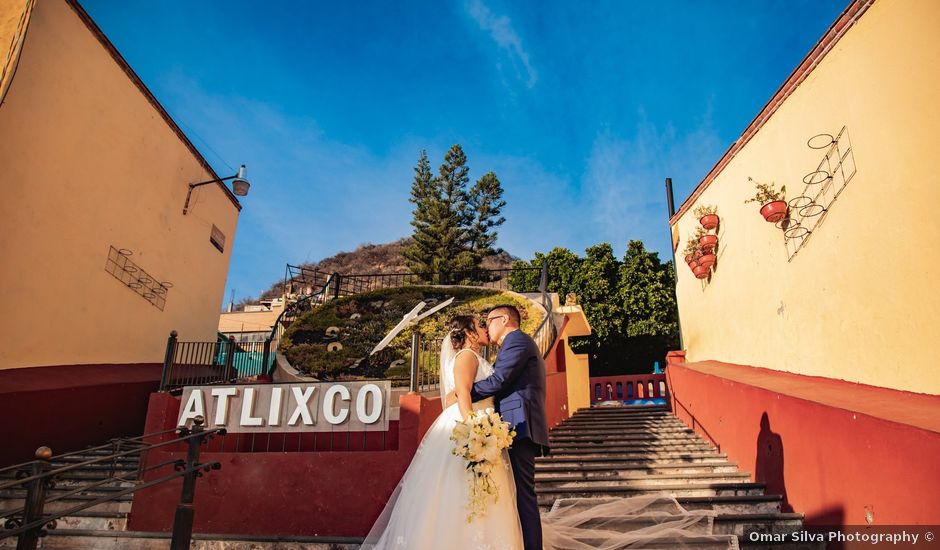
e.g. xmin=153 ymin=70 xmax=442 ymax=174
xmin=331 ymin=265 xmax=543 ymax=296
xmin=159 ymin=333 xmax=275 ymax=392
xmin=0 ymin=418 xmax=225 ymax=550
xmin=260 ymin=271 xmax=338 ymax=376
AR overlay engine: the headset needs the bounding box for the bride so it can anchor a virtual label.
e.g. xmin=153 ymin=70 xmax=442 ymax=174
xmin=362 ymin=314 xmax=524 ymax=549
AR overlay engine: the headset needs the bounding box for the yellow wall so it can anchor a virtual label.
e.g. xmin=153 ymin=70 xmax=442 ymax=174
xmin=557 ymin=305 xmax=592 ymax=412
xmin=672 ymin=0 xmax=940 ymax=395
xmin=0 ymin=0 xmax=31 ymax=100
xmin=0 ymin=0 xmax=240 ymax=369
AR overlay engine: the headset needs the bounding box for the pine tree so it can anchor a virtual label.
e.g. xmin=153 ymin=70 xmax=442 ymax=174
xmin=403 ymin=150 xmax=441 ymax=279
xmin=434 ymin=144 xmax=473 ymax=278
xmin=466 ymin=171 xmax=506 ymax=264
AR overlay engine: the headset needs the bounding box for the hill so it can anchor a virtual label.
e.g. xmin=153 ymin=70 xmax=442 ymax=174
xmin=248 ymin=238 xmax=517 ymax=305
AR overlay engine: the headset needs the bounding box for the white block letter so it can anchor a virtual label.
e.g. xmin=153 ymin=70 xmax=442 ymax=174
xmin=356 ymin=384 xmax=383 ymax=424
xmin=323 ymin=385 xmax=350 ymax=424
xmin=287 ymin=386 xmax=316 ymax=426
xmin=178 ymin=390 xmax=205 ymax=427
xmin=211 ymin=387 xmax=239 ymax=426
xmin=268 ymin=387 xmax=283 ymax=426
xmin=240 ymin=387 xmax=264 ymax=427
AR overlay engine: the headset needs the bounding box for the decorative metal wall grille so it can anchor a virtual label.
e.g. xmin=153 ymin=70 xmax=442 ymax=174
xmin=105 ymin=246 xmax=172 ymax=310
xmin=782 ymin=126 xmax=857 ymax=259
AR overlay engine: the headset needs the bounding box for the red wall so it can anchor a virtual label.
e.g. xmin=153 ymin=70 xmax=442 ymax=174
xmin=0 ymin=363 xmax=161 ymax=466
xmin=129 ymin=392 xmax=442 ymax=537
xmin=665 ymin=353 xmax=940 ymax=525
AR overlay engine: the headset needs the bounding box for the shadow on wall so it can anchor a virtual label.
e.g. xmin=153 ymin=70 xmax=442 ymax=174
xmin=755 ymin=412 xmax=791 ymax=513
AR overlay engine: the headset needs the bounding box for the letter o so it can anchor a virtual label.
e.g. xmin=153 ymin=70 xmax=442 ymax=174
xmin=356 ymin=384 xmax=383 ymax=424
xmin=323 ymin=385 xmax=350 ymax=424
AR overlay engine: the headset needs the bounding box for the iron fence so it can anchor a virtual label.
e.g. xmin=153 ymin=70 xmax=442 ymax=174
xmin=159 ymin=334 xmax=275 ymax=392
xmin=0 ymin=419 xmax=225 ymax=550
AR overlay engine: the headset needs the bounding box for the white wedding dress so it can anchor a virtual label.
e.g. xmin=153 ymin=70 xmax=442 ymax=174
xmin=362 ymin=348 xmax=525 ymax=550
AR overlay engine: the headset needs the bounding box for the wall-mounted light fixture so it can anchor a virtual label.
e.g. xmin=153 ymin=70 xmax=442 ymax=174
xmin=183 ymin=165 xmax=250 ymax=215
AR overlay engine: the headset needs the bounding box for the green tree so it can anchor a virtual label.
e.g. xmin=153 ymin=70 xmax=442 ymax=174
xmin=466 ymin=171 xmax=506 ymax=263
xmin=403 ymin=150 xmax=442 ymax=279
xmin=435 ymin=144 xmax=474 ymax=276
xmin=509 ymin=240 xmax=680 ymax=374
xmin=619 ymin=240 xmax=678 ymax=337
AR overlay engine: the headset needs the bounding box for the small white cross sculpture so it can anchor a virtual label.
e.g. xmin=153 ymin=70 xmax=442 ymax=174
xmin=369 ymin=297 xmax=455 ymax=355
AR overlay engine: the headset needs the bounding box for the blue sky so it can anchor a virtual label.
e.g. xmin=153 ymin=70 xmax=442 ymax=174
xmin=83 ymin=0 xmax=847 ymax=304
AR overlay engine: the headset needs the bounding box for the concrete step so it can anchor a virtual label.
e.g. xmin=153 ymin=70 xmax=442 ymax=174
xmin=544 ymin=495 xmax=784 ymax=515
xmin=536 ymin=471 xmax=753 ymax=485
xmin=550 ymin=425 xmax=693 ymax=435
xmin=0 ymin=493 xmax=133 ymax=514
xmin=549 ymin=420 xmax=688 ymax=434
xmin=551 ymin=435 xmax=704 ymax=444
xmin=548 ymin=443 xmax=716 ymax=455
xmin=713 ymin=513 xmax=805 ymax=537
xmin=48 ymin=511 xmax=129 ymax=531
xmin=548 ymin=436 xmax=708 ymax=448
xmin=536 ymin=481 xmax=766 ymax=501
xmin=536 ymin=461 xmax=741 ymax=476
xmin=568 ymin=534 xmax=737 ymax=549
xmin=542 ymin=450 xmax=730 ymax=462
xmin=554 ymin=422 xmax=689 ymax=431
xmin=0 ymin=530 xmax=362 ymax=549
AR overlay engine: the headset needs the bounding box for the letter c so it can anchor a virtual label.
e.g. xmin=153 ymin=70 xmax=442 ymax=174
xmin=323 ymin=385 xmax=351 ymax=424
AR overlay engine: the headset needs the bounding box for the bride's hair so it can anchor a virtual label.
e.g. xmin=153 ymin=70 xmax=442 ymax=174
xmin=448 ymin=315 xmax=477 ymax=349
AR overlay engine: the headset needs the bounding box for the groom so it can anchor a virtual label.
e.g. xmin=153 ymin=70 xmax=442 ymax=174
xmin=472 ymin=305 xmax=548 ymax=550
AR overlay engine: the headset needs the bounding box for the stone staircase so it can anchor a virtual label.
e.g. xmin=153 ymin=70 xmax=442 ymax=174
xmin=536 ymin=404 xmax=821 ymax=549
xmin=0 ymin=446 xmax=138 ymax=540
xmin=0 ymin=447 xmax=355 ymax=550
xmin=1 ymin=406 xmax=822 ymax=549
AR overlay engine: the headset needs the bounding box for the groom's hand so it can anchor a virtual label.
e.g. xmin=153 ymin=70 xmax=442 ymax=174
xmin=444 ymin=390 xmax=457 ymax=406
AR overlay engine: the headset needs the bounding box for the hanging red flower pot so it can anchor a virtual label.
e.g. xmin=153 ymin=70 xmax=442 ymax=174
xmin=692 ymin=264 xmax=710 ymax=279
xmin=698 ymin=253 xmax=716 ymax=269
xmin=759 ymin=200 xmax=788 ymax=223
xmin=699 ymin=214 xmax=719 ymax=230
xmin=699 ymin=234 xmax=718 ymax=252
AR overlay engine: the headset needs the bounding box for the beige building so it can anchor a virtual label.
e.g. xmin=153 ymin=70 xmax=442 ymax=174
xmin=1 ymin=0 xmax=243 ymax=371
xmin=670 ymin=0 xmax=940 ymax=395
xmin=0 ymin=0 xmax=245 ymax=463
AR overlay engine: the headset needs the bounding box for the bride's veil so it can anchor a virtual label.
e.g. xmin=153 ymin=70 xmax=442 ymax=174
xmin=439 ymin=332 xmax=457 ymax=406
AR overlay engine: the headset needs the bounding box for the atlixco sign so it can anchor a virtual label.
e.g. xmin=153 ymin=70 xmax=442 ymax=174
xmin=177 ymin=381 xmax=390 ymax=433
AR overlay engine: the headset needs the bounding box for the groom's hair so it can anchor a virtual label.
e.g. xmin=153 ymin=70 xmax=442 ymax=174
xmin=488 ymin=305 xmax=520 ymax=326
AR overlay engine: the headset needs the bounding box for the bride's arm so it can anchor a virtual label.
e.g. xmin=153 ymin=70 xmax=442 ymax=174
xmin=452 ymin=352 xmax=479 ymax=419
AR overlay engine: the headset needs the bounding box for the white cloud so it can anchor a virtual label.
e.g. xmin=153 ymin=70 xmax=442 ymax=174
xmin=579 ymin=114 xmax=725 ymax=259
xmin=464 ymin=0 xmax=538 ymax=88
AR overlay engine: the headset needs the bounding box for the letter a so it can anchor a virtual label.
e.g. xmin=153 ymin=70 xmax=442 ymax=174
xmin=178 ymin=390 xmax=205 ymax=427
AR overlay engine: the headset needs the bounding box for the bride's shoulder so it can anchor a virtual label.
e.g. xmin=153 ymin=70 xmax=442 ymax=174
xmin=453 ymin=348 xmax=485 ymax=364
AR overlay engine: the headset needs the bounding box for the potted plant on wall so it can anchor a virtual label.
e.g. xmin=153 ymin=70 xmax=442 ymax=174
xmin=682 ymin=237 xmax=701 ymax=269
xmin=684 ymin=233 xmax=710 ymax=279
xmin=744 ymin=177 xmax=787 ymax=223
xmin=694 ymin=226 xmax=717 ymax=254
xmin=692 ymin=227 xmax=716 ymax=271
xmin=694 ymin=204 xmax=719 ymax=230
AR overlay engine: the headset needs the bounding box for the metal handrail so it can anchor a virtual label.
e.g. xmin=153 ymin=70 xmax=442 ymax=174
xmin=0 ymin=418 xmax=225 ymax=550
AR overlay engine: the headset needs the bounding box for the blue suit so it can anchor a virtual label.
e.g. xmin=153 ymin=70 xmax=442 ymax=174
xmin=471 ymin=329 xmax=548 ymax=550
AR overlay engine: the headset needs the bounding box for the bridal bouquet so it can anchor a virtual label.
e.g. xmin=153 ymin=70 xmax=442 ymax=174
xmin=450 ymin=408 xmax=516 ymax=521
